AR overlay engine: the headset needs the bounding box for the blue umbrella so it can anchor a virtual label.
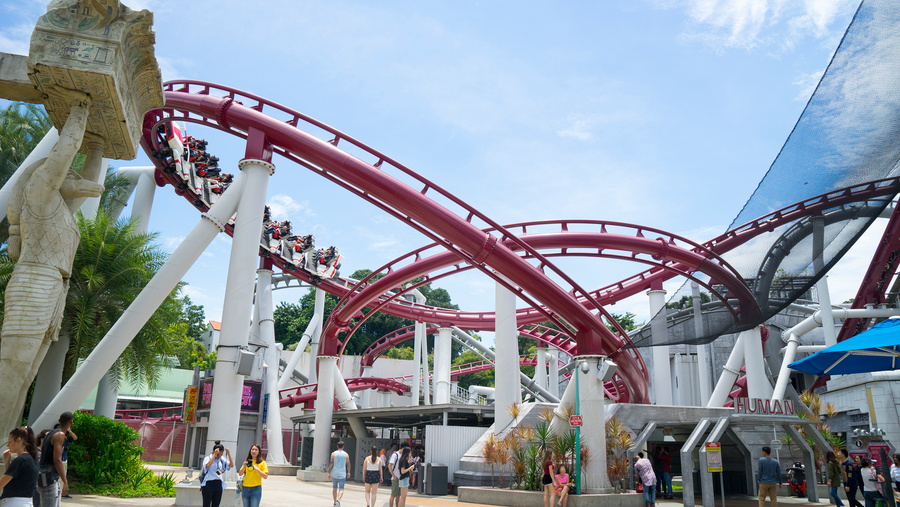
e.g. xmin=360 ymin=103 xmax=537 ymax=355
xmin=788 ymin=318 xmax=900 ymax=375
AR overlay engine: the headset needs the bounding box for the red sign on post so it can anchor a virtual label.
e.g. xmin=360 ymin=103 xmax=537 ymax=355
xmin=569 ymin=415 xmax=583 ymax=427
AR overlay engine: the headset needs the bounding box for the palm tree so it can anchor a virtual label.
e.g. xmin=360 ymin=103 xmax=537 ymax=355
xmin=61 ymin=211 xmax=180 ymax=389
xmin=0 ymin=102 xmax=52 ymax=181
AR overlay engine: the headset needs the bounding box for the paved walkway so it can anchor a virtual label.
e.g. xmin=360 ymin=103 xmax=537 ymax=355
xmin=58 ymin=466 xmax=838 ymax=507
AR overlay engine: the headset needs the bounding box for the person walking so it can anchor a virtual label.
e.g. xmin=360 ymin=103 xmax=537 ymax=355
xmin=200 ymin=441 xmax=233 ymax=507
xmin=634 ymin=452 xmax=657 ymax=507
xmin=409 ymin=448 xmax=421 ymax=489
xmin=657 ymin=446 xmax=673 ymax=499
xmin=380 ymin=448 xmax=390 ymax=486
xmin=388 ymin=443 xmax=407 ymax=507
xmin=1 ymin=426 xmax=39 ymax=507
xmin=363 ymin=446 xmax=382 ymax=507
xmin=55 ymin=423 xmax=75 ymax=499
xmin=890 ymin=454 xmax=900 ymax=493
xmin=396 ymin=446 xmax=415 ymax=507
xmin=542 ymin=451 xmax=557 ymax=507
xmin=37 ymin=412 xmax=73 ymax=507
xmin=757 ymin=446 xmax=782 ymax=507
xmin=329 ymin=441 xmax=350 ymax=507
xmin=841 ymin=450 xmax=864 ymax=507
xmin=859 ymin=457 xmax=884 ymax=507
xmin=238 ymin=444 xmax=268 ymax=507
xmin=827 ymin=451 xmax=845 ymax=507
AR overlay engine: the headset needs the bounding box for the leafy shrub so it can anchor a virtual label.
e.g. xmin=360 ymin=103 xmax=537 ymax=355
xmin=66 ymin=412 xmax=144 ymax=486
xmin=155 ymin=472 xmax=176 ymax=492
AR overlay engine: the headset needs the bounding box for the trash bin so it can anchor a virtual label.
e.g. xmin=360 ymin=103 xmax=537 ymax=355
xmin=417 ymin=462 xmax=425 ymax=494
xmin=425 ymin=464 xmax=448 ymax=495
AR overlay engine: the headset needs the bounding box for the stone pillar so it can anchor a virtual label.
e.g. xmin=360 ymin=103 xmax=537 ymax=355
xmin=310 ymin=356 xmax=338 ymax=471
xmin=433 ymin=327 xmax=452 ymax=404
xmin=494 ymin=278 xmax=522 ymax=430
xmin=648 ymin=287 xmax=672 ymax=405
xmin=258 ymin=268 xmax=286 ymax=464
xmin=206 ymin=157 xmax=273 ymax=455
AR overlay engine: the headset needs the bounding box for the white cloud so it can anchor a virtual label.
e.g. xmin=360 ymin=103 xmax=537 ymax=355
xmin=267 ymin=194 xmax=309 ymax=222
xmin=668 ymin=0 xmax=857 ymax=52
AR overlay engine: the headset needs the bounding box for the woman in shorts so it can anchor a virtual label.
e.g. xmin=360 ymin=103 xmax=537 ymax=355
xmin=363 ymin=446 xmax=382 ymax=507
xmin=542 ymin=451 xmax=557 ymax=507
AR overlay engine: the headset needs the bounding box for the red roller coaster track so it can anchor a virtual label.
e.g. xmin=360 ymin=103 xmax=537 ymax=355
xmin=141 ymin=80 xmax=900 ymax=407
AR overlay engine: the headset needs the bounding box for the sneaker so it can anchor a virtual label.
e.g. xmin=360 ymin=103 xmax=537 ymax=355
xmin=62 ymin=495 xmax=73 ymax=499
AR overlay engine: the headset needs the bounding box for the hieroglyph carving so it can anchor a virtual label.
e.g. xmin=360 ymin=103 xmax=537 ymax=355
xmin=27 ymin=0 xmax=164 ymax=160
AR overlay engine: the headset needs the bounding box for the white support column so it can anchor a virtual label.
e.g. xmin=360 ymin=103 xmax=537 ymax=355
xmin=422 ymin=329 xmax=431 ymax=405
xmin=433 ymin=327 xmax=453 ymax=404
xmin=648 ymin=288 xmax=672 ymax=405
xmin=27 ymin=331 xmax=69 ymax=424
xmin=32 ymin=173 xmax=247 ymax=431
xmin=494 ymin=278 xmax=522 ymax=430
xmin=277 ymin=288 xmax=322 ymax=390
xmin=258 ymin=268 xmax=286 ymax=464
xmin=207 ymin=158 xmax=273 ymax=455
xmin=407 ymin=289 xmax=426 ymax=407
xmin=333 ymin=366 xmax=358 ymax=411
xmin=549 ymin=346 xmax=561 ymax=397
xmin=116 ymin=167 xmax=156 ymax=232
xmin=410 ymin=322 xmax=423 ymax=406
xmin=706 ymin=332 xmax=746 ymax=408
xmin=535 ymin=347 xmax=549 ymax=391
xmin=94 ymin=370 xmax=118 ymax=418
xmin=308 ymin=288 xmax=325 ymax=385
xmin=577 ymin=356 xmax=611 ymax=493
xmin=691 ymin=282 xmax=713 ymax=404
xmin=812 ymin=216 xmax=838 ymax=347
xmin=772 ymin=333 xmax=800 ymax=402
xmin=311 ymin=356 xmax=338 ymax=471
xmin=359 ymin=365 xmax=373 ymax=408
xmin=742 ymin=326 xmax=772 ymax=399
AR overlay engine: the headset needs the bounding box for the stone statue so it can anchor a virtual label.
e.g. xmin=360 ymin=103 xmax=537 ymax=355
xmin=0 ymin=89 xmax=104 ymax=435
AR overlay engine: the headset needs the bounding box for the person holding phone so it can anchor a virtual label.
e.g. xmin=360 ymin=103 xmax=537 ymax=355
xmin=201 ymin=441 xmax=233 ymax=507
xmin=238 ymin=444 xmax=268 ymax=507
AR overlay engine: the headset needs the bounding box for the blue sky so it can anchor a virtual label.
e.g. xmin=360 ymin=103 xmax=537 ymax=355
xmin=2 ymin=0 xmax=882 ymax=342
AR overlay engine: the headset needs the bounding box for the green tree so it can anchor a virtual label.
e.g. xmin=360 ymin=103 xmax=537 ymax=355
xmin=273 ymin=269 xmax=461 ymax=356
xmin=61 ymin=211 xmax=181 ymax=388
xmin=0 ymin=102 xmax=52 ymax=182
xmin=665 ymin=293 xmax=711 ymax=310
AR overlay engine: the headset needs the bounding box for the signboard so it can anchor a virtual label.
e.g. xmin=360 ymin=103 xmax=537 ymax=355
xmin=770 ymin=440 xmax=783 ymax=450
xmin=196 ymin=378 xmax=263 ymax=414
xmin=734 ymin=397 xmax=795 ymax=415
xmin=868 ymin=443 xmax=893 ymax=464
xmin=184 ymin=386 xmax=198 ymax=423
xmin=262 ymin=394 xmax=269 ymax=424
xmin=706 ymin=442 xmax=722 ymax=472
xmin=198 ymin=379 xmax=213 ymax=411
xmin=569 ymin=415 xmax=583 ymax=427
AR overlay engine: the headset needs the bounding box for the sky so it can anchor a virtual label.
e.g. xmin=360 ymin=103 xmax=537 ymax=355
xmin=1 ymin=0 xmax=885 ymax=346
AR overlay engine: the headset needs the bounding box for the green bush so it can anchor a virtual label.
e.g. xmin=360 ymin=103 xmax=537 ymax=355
xmin=67 ymin=412 xmax=144 ymax=486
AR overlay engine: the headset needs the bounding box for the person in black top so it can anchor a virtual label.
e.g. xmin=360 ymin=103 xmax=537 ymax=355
xmin=841 ymin=449 xmax=864 ymax=507
xmin=1 ymin=426 xmax=39 ymax=505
